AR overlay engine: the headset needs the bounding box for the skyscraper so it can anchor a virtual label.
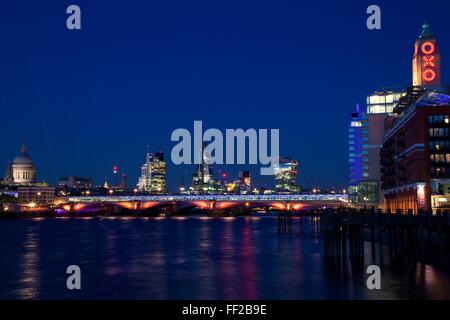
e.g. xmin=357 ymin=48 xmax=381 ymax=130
xmin=239 ymin=171 xmax=251 ymax=194
xmin=137 ymin=149 xmax=152 ymax=192
xmin=348 ymin=104 xmax=375 ymax=204
xmin=150 ymin=152 xmax=166 ymax=194
xmin=137 ymin=148 xmax=167 ymax=194
xmin=191 ymin=142 xmax=220 ymax=194
xmin=274 ymin=157 xmax=299 ymax=194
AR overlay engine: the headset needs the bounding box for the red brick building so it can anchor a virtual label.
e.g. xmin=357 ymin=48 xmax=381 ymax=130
xmin=381 ymin=88 xmax=450 ymax=212
xmin=380 ymin=24 xmax=450 ymax=212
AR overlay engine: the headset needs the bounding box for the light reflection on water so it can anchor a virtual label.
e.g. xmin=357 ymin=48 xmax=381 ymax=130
xmin=0 ymin=216 xmax=450 ymax=300
xmin=17 ymin=226 xmax=41 ymax=299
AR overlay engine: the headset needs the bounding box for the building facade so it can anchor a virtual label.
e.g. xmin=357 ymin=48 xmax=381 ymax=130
xmin=348 ymin=104 xmax=373 ymax=204
xmin=191 ymin=143 xmax=221 ymax=194
xmin=367 ymin=91 xmax=405 ymax=114
xmin=349 ymin=91 xmax=405 ymax=207
xmin=57 ymin=175 xmax=92 ymax=195
xmin=149 ymin=152 xmax=166 ymax=194
xmin=380 ymin=24 xmax=450 ymax=213
xmin=367 ymin=91 xmax=405 ymax=208
xmin=381 ymin=89 xmax=450 ymax=212
xmin=239 ymin=171 xmax=251 ymax=194
xmin=137 ymin=149 xmax=167 ymax=194
xmin=137 ymin=151 xmax=152 ymax=192
xmin=18 ymin=186 xmax=55 ymax=206
xmin=274 ymin=157 xmax=299 ymax=194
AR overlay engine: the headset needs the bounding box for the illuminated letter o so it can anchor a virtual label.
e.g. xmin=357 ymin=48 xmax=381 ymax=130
xmin=422 ymin=69 xmax=436 ymax=82
xmin=421 ymin=42 xmax=435 ymax=55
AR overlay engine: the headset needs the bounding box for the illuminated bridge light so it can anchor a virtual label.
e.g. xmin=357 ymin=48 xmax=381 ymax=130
xmin=116 ymin=202 xmax=137 ymax=210
xmin=270 ymin=202 xmax=286 ymax=211
xmin=216 ymin=202 xmax=235 ymax=210
xmin=74 ymin=204 xmax=86 ymax=211
xmin=191 ymin=201 xmax=210 ymax=210
xmin=140 ymin=202 xmax=159 ymax=210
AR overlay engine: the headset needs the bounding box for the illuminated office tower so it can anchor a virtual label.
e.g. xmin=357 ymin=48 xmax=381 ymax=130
xmin=192 ymin=143 xmax=219 ymax=194
xmin=348 ymin=104 xmax=375 ymax=204
xmin=239 ymin=171 xmax=251 ymax=194
xmin=137 ymin=150 xmax=152 ymax=192
xmin=274 ymin=157 xmax=299 ymax=194
xmin=150 ymin=152 xmax=167 ymax=194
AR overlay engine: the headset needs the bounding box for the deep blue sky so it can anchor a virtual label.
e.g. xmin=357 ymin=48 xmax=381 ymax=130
xmin=1 ymin=0 xmax=449 ymax=191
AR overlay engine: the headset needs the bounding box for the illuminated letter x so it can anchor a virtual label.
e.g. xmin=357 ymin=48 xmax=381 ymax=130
xmin=423 ymin=56 xmax=435 ymax=67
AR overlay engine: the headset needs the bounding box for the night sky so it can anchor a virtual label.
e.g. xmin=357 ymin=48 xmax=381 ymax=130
xmin=1 ymin=0 xmax=449 ymax=192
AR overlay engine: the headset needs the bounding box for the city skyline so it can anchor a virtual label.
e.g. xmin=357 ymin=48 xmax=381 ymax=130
xmin=1 ymin=143 xmax=306 ymax=193
xmin=1 ymin=1 xmax=450 ymax=191
xmin=2 ymin=1 xmax=450 ymax=304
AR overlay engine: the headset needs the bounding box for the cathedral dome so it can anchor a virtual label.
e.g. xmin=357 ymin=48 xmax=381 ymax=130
xmin=13 ymin=155 xmax=34 ymax=165
xmin=11 ymin=144 xmax=36 ymax=184
xmin=13 ymin=144 xmax=34 ymax=165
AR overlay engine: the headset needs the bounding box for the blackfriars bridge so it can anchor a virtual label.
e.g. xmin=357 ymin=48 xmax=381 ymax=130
xmin=60 ymin=194 xmax=348 ymax=215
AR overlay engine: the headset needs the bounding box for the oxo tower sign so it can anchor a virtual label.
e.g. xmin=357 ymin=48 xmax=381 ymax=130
xmin=413 ymin=23 xmax=441 ymax=86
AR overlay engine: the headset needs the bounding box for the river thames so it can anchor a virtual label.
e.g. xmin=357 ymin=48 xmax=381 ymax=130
xmin=1 ymin=216 xmax=450 ymax=299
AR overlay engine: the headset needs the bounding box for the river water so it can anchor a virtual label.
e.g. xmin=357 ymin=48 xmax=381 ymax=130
xmin=0 ymin=216 xmax=449 ymax=299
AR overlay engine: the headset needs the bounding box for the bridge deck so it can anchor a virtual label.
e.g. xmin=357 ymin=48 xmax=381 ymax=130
xmin=68 ymin=194 xmax=348 ymax=203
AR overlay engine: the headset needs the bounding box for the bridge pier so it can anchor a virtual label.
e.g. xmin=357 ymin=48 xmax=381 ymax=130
xmin=313 ymin=208 xmax=450 ymax=267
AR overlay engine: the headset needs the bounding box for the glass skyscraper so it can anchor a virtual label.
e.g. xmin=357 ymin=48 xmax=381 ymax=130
xmin=348 ymin=104 xmax=381 ymax=204
xmin=274 ymin=157 xmax=299 ymax=194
